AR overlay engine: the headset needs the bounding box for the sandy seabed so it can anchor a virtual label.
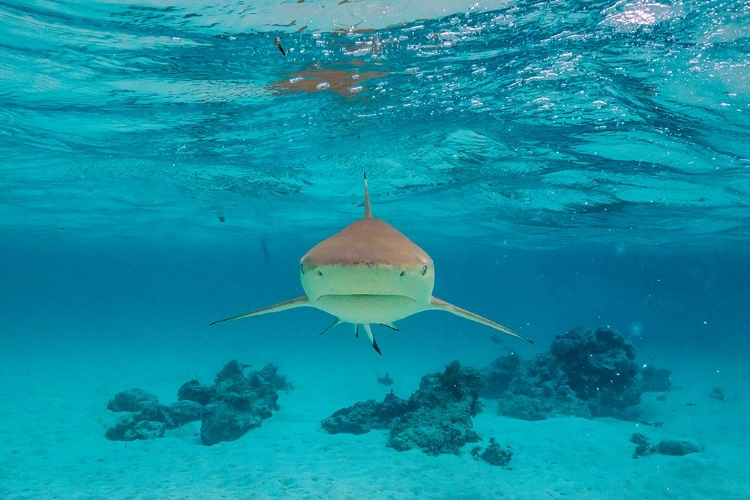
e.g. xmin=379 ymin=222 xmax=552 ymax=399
xmin=1 ymin=326 xmax=749 ymax=500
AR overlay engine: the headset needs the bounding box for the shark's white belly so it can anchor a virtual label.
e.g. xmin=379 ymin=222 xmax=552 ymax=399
xmin=312 ymin=294 xmax=422 ymax=324
xmin=300 ymin=263 xmax=434 ymax=325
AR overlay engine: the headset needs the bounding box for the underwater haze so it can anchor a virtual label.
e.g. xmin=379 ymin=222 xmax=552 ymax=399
xmin=1 ymin=0 xmax=749 ymax=498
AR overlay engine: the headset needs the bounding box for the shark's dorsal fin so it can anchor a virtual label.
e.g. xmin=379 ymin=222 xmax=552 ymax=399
xmin=363 ymin=172 xmax=372 ymax=218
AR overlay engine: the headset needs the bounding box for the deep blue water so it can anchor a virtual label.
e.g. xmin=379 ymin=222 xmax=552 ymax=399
xmin=1 ymin=0 xmax=749 ymax=497
xmin=2 ymin=0 xmax=748 ymax=350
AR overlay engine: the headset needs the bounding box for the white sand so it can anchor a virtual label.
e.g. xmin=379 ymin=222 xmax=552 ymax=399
xmin=1 ymin=325 xmax=749 ymax=500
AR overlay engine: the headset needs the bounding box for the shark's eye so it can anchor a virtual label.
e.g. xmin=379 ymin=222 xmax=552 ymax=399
xmin=317 ymin=270 xmax=323 ymax=276
xmin=300 ymin=264 xmax=305 ymax=275
xmin=421 ymin=264 xmax=428 ymax=276
xmin=399 ymin=270 xmax=405 ymax=277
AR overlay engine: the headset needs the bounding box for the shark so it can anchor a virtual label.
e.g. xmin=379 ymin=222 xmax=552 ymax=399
xmin=210 ymin=174 xmax=533 ymax=354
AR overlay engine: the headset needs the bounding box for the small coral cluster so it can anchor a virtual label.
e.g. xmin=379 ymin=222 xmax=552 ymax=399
xmin=106 ymin=360 xmax=291 ymax=445
xmin=482 ymin=327 xmax=649 ymax=420
xmin=105 ymin=388 xmax=203 ymax=441
xmin=322 ymin=360 xmax=509 ymax=465
xmin=321 ymin=391 xmax=413 ymax=435
xmin=470 ymin=437 xmax=513 ymax=467
xmin=387 ymin=360 xmax=483 ymax=456
xmin=630 ymin=433 xmax=703 ymax=458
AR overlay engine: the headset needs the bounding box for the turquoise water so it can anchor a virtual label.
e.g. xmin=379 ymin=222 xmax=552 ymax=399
xmin=1 ymin=1 xmax=749 ymax=498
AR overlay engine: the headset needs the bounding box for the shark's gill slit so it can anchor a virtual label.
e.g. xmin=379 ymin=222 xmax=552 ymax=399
xmin=210 ymin=174 xmax=533 ymax=353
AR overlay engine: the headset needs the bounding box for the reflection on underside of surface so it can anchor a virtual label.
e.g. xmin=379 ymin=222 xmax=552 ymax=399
xmin=271 ymin=62 xmax=389 ymax=97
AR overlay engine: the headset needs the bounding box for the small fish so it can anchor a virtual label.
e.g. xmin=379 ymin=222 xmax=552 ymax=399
xmin=376 ymin=372 xmax=394 ymax=386
xmin=274 ymin=37 xmax=286 ymax=56
xmin=489 ymin=334 xmax=503 ymax=344
xmin=636 ymin=420 xmax=665 ymax=428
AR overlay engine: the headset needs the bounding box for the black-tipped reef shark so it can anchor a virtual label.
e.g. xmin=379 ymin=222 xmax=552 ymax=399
xmin=210 ymin=174 xmax=533 ymax=354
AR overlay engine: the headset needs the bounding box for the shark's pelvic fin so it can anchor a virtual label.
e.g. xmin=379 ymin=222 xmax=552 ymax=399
xmin=209 ymin=295 xmax=310 ymax=326
xmin=361 ymin=323 xmax=382 ymax=355
xmin=428 ymin=296 xmax=533 ymax=344
xmin=379 ymin=322 xmax=399 ymax=331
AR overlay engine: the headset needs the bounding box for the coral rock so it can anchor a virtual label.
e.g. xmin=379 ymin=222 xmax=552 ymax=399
xmin=106 ymin=360 xmax=290 ymax=446
xmin=479 ymin=353 xmax=520 ymax=399
xmin=177 ymin=380 xmax=215 ymax=406
xmin=387 ymin=405 xmax=480 ymax=456
xmin=105 ymin=419 xmax=166 ymax=441
xmin=107 ymin=388 xmax=159 ymax=412
xmin=495 ymin=327 xmax=644 ymax=420
xmin=656 ymin=439 xmax=703 ymax=456
xmin=199 ymin=361 xmax=288 ymax=446
xmin=630 ymin=433 xmax=702 ymax=458
xmin=386 ymin=361 xmax=484 ymax=455
xmin=321 ymin=391 xmax=413 ymax=435
xmin=200 ymin=401 xmax=265 ymax=446
xmin=168 ymin=400 xmax=205 ymax=428
xmin=323 ymin=360 xmax=491 ymax=456
xmin=472 ymin=438 xmax=513 ymax=467
xmin=550 ymin=327 xmax=641 ymax=414
xmin=630 ymin=433 xmax=656 ymax=458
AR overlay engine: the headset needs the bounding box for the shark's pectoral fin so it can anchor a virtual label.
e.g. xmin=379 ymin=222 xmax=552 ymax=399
xmin=210 ymin=296 xmax=310 ymax=326
xmin=428 ymin=296 xmax=533 ymax=344
xmin=362 ymin=323 xmax=382 ymax=355
xmin=319 ymin=318 xmax=344 ymax=336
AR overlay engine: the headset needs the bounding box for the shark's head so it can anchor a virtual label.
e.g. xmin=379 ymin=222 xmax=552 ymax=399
xmin=299 ymin=217 xmax=435 ymax=324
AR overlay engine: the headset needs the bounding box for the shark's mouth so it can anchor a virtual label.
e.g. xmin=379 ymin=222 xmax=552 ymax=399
xmin=318 ymin=293 xmax=415 ymax=299
xmin=314 ymin=294 xmax=419 ymax=324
